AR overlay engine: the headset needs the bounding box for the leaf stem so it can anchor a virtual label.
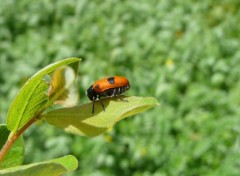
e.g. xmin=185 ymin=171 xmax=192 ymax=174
xmin=0 ymin=117 xmax=37 ymax=163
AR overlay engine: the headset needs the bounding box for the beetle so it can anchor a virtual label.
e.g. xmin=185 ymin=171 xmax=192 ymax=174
xmin=86 ymin=76 xmax=130 ymax=113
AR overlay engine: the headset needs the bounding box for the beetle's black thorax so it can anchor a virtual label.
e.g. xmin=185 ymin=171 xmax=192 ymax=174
xmin=86 ymin=85 xmax=97 ymax=101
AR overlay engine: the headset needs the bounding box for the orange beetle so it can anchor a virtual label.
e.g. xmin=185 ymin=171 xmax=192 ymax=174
xmin=86 ymin=76 xmax=130 ymax=113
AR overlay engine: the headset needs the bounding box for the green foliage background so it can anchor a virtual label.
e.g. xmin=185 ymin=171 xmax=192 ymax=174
xmin=1 ymin=0 xmax=240 ymax=175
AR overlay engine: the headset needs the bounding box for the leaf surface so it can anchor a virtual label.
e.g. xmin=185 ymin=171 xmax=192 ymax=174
xmin=0 ymin=155 xmax=78 ymax=176
xmin=43 ymin=96 xmax=159 ymax=137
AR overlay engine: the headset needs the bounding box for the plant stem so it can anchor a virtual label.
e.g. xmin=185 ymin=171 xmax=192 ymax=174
xmin=0 ymin=117 xmax=37 ymax=163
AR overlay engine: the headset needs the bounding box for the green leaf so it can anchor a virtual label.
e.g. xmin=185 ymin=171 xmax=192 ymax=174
xmin=6 ymin=58 xmax=80 ymax=132
xmin=48 ymin=66 xmax=78 ymax=107
xmin=43 ymin=96 xmax=159 ymax=137
xmin=0 ymin=124 xmax=24 ymax=169
xmin=0 ymin=155 xmax=78 ymax=176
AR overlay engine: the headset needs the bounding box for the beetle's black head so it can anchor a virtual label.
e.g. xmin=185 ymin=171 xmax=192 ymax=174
xmin=86 ymin=85 xmax=97 ymax=101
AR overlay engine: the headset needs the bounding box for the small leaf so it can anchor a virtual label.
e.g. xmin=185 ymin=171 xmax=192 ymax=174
xmin=6 ymin=58 xmax=80 ymax=131
xmin=48 ymin=66 xmax=78 ymax=107
xmin=0 ymin=155 xmax=78 ymax=176
xmin=50 ymin=155 xmax=78 ymax=171
xmin=0 ymin=124 xmax=24 ymax=169
xmin=43 ymin=96 xmax=159 ymax=137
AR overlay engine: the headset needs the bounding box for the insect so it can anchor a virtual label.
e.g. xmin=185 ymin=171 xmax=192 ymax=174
xmin=86 ymin=76 xmax=130 ymax=113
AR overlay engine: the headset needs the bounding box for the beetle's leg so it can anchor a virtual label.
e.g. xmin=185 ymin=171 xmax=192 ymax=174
xmin=92 ymin=98 xmax=95 ymax=114
xmin=99 ymin=98 xmax=105 ymax=111
xmin=119 ymin=97 xmax=128 ymax=102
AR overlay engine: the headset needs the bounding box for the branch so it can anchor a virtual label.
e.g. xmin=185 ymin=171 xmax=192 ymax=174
xmin=0 ymin=117 xmax=37 ymax=163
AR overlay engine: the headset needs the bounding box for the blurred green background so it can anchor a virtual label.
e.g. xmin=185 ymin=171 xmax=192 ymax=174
xmin=1 ymin=0 xmax=240 ymax=175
